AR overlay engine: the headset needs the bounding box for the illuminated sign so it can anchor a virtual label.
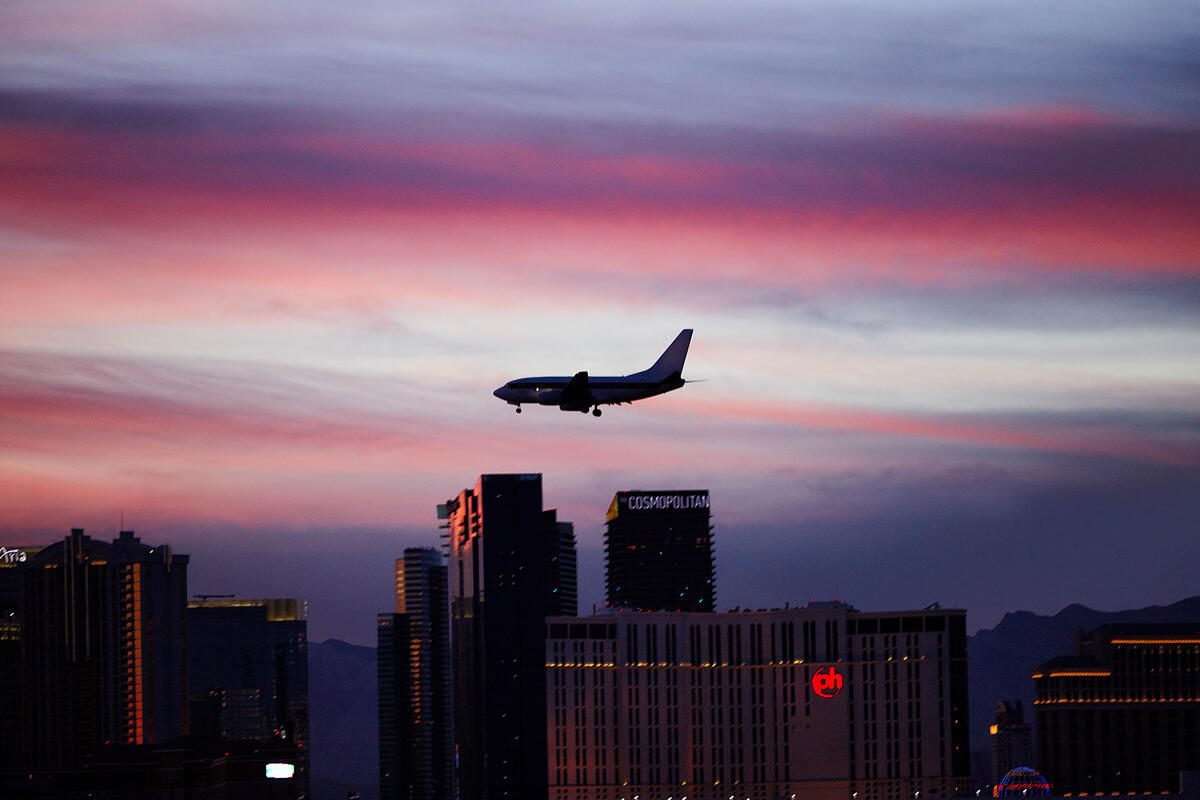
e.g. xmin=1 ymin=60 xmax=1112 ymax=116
xmin=0 ymin=547 xmax=29 ymax=565
xmin=608 ymin=491 xmax=710 ymax=520
xmin=265 ymin=763 xmax=295 ymax=779
xmin=811 ymin=665 xmax=843 ymax=699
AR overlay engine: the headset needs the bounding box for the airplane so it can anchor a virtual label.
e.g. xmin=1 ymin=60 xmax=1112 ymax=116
xmin=493 ymin=329 xmax=693 ymax=417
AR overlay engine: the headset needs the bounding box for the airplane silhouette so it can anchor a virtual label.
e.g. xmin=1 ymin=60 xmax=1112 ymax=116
xmin=493 ymin=329 xmax=693 ymax=417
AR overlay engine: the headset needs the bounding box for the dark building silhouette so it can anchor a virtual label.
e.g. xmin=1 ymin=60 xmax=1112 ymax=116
xmin=378 ymin=547 xmax=453 ymax=800
xmin=1034 ymin=623 xmax=1200 ymax=794
xmin=543 ymin=510 xmax=577 ymax=616
xmin=20 ymin=529 xmax=189 ymax=771
xmin=186 ymin=597 xmax=310 ymax=797
xmin=604 ymin=490 xmax=714 ymax=611
xmin=989 ymin=700 xmax=1032 ymax=784
xmin=2 ymin=736 xmax=303 ymax=799
xmin=1 ymin=544 xmax=41 ymax=774
xmin=443 ymin=473 xmax=575 ymax=800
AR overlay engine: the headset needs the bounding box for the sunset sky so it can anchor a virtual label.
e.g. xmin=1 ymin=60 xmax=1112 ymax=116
xmin=2 ymin=0 xmax=1198 ymax=644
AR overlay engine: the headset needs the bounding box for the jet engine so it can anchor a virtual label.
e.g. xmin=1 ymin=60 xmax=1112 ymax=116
xmin=536 ymin=389 xmax=563 ymax=405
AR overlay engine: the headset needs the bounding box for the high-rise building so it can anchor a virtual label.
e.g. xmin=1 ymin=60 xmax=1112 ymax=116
xmin=20 ymin=529 xmax=189 ymax=771
xmin=989 ymin=700 xmax=1032 ymax=784
xmin=544 ymin=510 xmax=577 ymax=617
xmin=443 ymin=473 xmax=575 ymax=800
xmin=545 ymin=604 xmax=971 ymax=800
xmin=604 ymin=490 xmax=714 ymax=611
xmin=1034 ymin=623 xmax=1200 ymax=795
xmin=187 ymin=596 xmax=311 ymax=796
xmin=378 ymin=548 xmax=453 ymax=800
xmin=0 ymin=544 xmax=41 ymax=773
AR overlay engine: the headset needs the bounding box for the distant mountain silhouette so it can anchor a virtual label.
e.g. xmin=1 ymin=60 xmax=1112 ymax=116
xmin=967 ymin=595 xmax=1200 ymax=778
xmin=309 ymin=639 xmax=378 ymax=800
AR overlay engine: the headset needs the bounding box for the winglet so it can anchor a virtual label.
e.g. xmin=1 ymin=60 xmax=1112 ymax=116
xmin=638 ymin=329 xmax=692 ymax=381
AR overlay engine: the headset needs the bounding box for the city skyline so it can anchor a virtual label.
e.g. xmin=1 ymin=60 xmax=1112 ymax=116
xmin=2 ymin=1 xmax=1198 ymax=646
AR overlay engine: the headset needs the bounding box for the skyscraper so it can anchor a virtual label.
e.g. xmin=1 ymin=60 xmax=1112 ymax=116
xmin=989 ymin=700 xmax=1032 ymax=785
xmin=378 ymin=547 xmax=453 ymax=800
xmin=443 ymin=473 xmax=574 ymax=800
xmin=187 ymin=596 xmax=311 ymax=796
xmin=0 ymin=544 xmax=41 ymax=773
xmin=604 ymin=490 xmax=714 ymax=611
xmin=543 ymin=510 xmax=577 ymax=617
xmin=20 ymin=529 xmax=189 ymax=771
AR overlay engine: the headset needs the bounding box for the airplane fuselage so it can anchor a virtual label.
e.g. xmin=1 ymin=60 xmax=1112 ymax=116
xmin=493 ymin=374 xmax=684 ymax=409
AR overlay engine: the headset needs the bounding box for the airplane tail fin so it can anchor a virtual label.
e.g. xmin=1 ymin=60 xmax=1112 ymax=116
xmin=636 ymin=329 xmax=692 ymax=382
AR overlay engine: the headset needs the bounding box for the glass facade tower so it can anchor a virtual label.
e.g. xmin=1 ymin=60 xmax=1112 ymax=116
xmin=187 ymin=596 xmax=310 ymax=797
xmin=378 ymin=547 xmax=453 ymax=800
xmin=444 ymin=473 xmax=576 ymax=800
xmin=20 ymin=529 xmax=189 ymax=771
xmin=604 ymin=490 xmax=714 ymax=612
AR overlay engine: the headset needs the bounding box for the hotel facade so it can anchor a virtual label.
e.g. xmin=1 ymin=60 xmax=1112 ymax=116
xmin=20 ymin=529 xmax=189 ymax=771
xmin=546 ymin=604 xmax=970 ymax=800
xmin=1033 ymin=624 xmax=1200 ymax=795
xmin=187 ymin=596 xmax=311 ymax=797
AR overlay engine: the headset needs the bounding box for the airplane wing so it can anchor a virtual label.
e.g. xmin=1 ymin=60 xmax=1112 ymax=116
xmin=560 ymin=370 xmax=594 ymax=410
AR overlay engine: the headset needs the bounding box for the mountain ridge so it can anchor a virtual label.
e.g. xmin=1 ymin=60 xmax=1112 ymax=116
xmin=308 ymin=638 xmax=378 ymax=800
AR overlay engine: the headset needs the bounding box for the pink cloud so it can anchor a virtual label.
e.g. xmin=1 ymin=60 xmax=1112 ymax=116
xmin=2 ymin=101 xmax=1196 ymax=287
xmin=671 ymin=396 xmax=1200 ymax=467
xmin=1 ymin=205 xmax=1195 ymax=337
xmin=0 ymin=354 xmax=750 ymax=528
xmin=4 ymin=1 xmax=224 ymax=44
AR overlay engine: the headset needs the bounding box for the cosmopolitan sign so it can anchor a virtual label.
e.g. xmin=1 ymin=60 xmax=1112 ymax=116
xmin=625 ymin=494 xmax=709 ymax=512
xmin=607 ymin=491 xmax=710 ymax=521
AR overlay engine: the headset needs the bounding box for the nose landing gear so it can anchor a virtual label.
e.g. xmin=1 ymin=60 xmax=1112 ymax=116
xmin=515 ymin=405 xmax=522 ymax=413
xmin=592 ymin=407 xmax=602 ymax=417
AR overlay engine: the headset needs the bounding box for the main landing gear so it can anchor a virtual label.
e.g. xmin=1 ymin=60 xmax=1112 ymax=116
xmin=515 ymin=405 xmax=521 ymax=413
xmin=592 ymin=407 xmax=602 ymax=417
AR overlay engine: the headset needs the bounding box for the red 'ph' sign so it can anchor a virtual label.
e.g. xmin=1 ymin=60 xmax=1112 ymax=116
xmin=811 ymin=665 xmax=843 ymax=698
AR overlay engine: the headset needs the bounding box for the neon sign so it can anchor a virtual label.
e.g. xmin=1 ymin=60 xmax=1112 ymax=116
xmin=624 ymin=493 xmax=709 ymax=512
xmin=811 ymin=665 xmax=843 ymax=699
xmin=607 ymin=491 xmax=710 ymax=521
xmin=0 ymin=547 xmax=28 ymax=565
